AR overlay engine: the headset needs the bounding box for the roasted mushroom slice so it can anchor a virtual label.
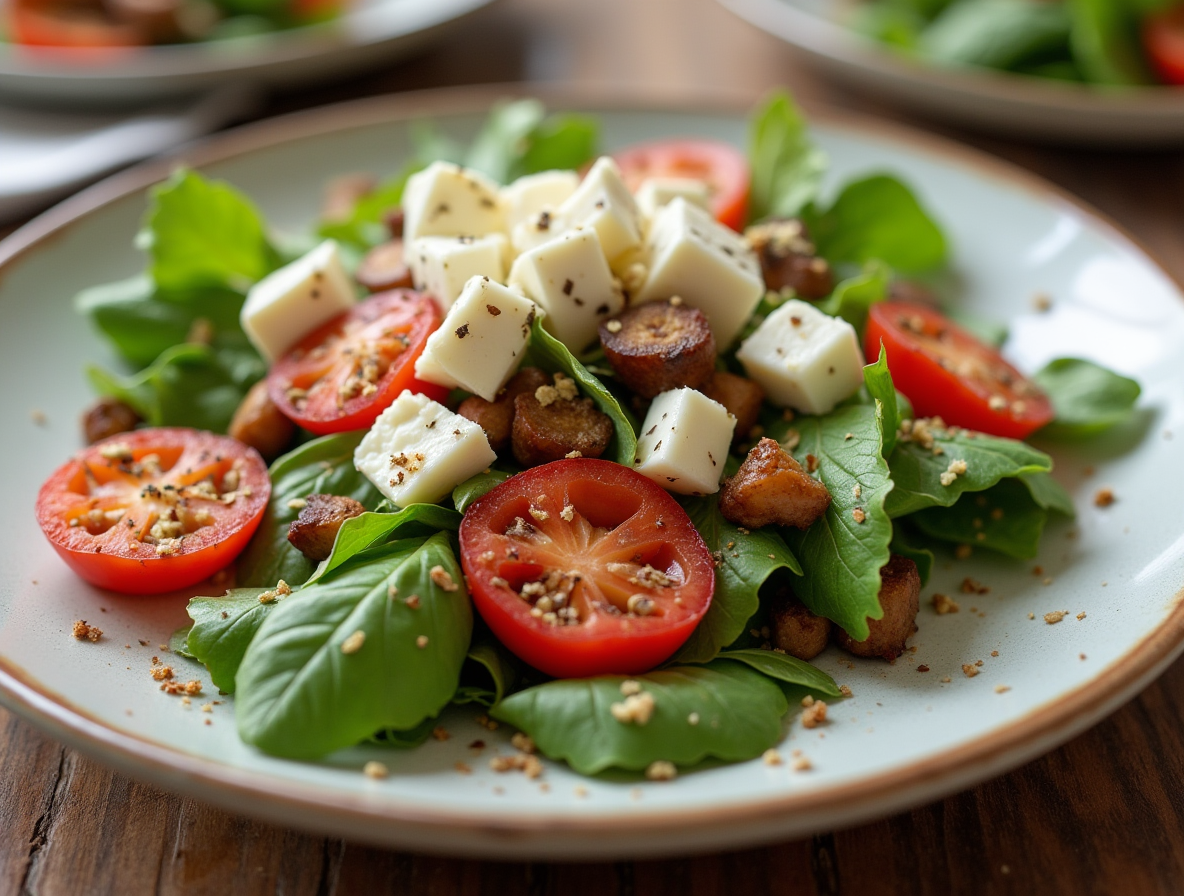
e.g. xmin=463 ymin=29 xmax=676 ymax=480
xmin=700 ymin=370 xmax=765 ymax=445
xmin=599 ymin=300 xmax=716 ymax=398
xmin=228 ymin=380 xmax=296 ymax=462
xmin=457 ymin=367 xmax=550 ymax=451
xmin=287 ymin=494 xmax=367 ymax=562
xmin=718 ymin=438 xmax=831 ymax=529
xmin=82 ymin=397 xmax=141 ymax=445
xmin=512 ymin=388 xmax=614 ymax=466
xmin=356 ymin=239 xmax=414 ymax=292
xmin=835 ymin=555 xmax=921 ymax=661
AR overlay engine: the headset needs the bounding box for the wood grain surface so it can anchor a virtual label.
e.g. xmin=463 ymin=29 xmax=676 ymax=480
xmin=4 ymin=0 xmax=1184 ymax=892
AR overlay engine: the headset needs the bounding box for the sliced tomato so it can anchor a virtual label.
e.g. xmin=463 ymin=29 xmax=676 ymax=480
xmin=459 ymin=459 xmax=715 ymax=678
xmin=7 ymin=0 xmax=143 ymax=49
xmin=1143 ymin=6 xmax=1184 ymax=85
xmin=35 ymin=429 xmax=270 ymax=595
xmin=267 ymin=289 xmax=448 ymax=436
xmin=865 ymin=302 xmax=1054 ymax=439
xmin=612 ymin=139 xmax=751 ymax=231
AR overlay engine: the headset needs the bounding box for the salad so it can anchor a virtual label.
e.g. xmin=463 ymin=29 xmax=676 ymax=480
xmin=37 ymin=94 xmax=1143 ymax=780
xmin=851 ymin=0 xmax=1184 ymax=87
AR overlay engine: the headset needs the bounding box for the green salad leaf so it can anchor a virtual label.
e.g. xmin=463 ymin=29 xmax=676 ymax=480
xmin=236 ymin=432 xmax=383 ymax=588
xmin=236 ymin=533 xmax=472 ymax=759
xmin=311 ymin=506 xmax=462 ymax=581
xmin=319 ymin=164 xmax=419 ymax=249
xmin=453 ymin=469 xmax=513 ymax=513
xmin=747 ymin=91 xmax=828 ymax=222
xmin=818 ymin=260 xmax=891 ymax=332
xmin=1020 ymin=470 xmax=1076 ymax=518
xmin=455 ymin=640 xmax=520 ymax=707
xmin=919 ymin=0 xmax=1072 ymax=69
xmin=491 ymin=660 xmax=788 ymax=774
xmin=1068 ymin=0 xmax=1153 ymax=85
xmin=185 ymin=587 xmax=285 ymax=694
xmin=862 ymin=344 xmax=900 ymax=456
xmin=671 ymin=496 xmax=802 ymax=665
xmin=1033 ymin=357 xmax=1141 ymax=438
xmin=519 ymin=113 xmax=599 ymax=176
xmin=169 ymin=624 xmax=195 ymax=658
xmin=715 ymin=648 xmax=842 ymax=697
xmin=889 ymin=524 xmax=935 ymax=587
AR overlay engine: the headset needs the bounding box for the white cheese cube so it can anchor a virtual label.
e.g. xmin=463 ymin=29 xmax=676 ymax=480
xmin=413 ymin=276 xmax=537 ymax=401
xmin=240 ymin=239 xmax=356 ymax=363
xmin=500 ymin=170 xmax=579 ymax=230
xmin=635 ymin=177 xmax=711 ymax=219
xmin=735 ymin=299 xmax=864 ymax=414
xmin=557 ymin=157 xmax=642 ymax=262
xmin=510 ymin=209 xmax=568 ymax=256
xmin=354 ymin=391 xmax=496 ymax=508
xmin=634 ymin=198 xmax=764 ymax=349
xmin=407 ymin=234 xmax=509 ymax=311
xmin=401 ymin=161 xmax=505 ymax=242
xmin=634 ymin=388 xmax=736 ymax=495
xmin=508 ymin=228 xmax=624 ymax=352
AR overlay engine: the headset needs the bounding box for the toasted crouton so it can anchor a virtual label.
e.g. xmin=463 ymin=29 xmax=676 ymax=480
xmin=287 ymin=494 xmax=366 ymax=561
xmin=700 ymin=370 xmax=765 ymax=445
xmin=769 ymin=587 xmax=832 ymax=660
xmin=457 ymin=367 xmax=550 ymax=450
xmin=718 ymin=438 xmax=831 ymax=529
xmin=835 ymin=555 xmax=920 ymax=661
xmin=512 ymin=393 xmax=613 ymax=466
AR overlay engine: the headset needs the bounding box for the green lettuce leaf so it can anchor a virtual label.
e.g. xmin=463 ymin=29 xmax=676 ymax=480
xmin=715 ymin=648 xmax=841 ymax=697
xmin=1032 ymin=357 xmax=1141 ymax=438
xmin=910 ymin=477 xmax=1049 ymax=558
xmin=1068 ymin=0 xmax=1153 ymax=85
xmin=919 ymin=0 xmax=1072 ymax=69
xmin=452 ymin=469 xmax=513 ymax=513
xmin=862 ymin=344 xmax=900 ymax=456
xmin=310 ymin=506 xmax=462 ymax=581
xmin=747 ymin=91 xmax=828 ymax=222
xmin=817 ymin=261 xmax=891 ymax=333
xmin=185 ymin=587 xmax=285 ymax=694
xmin=318 ymin=164 xmax=419 ymax=250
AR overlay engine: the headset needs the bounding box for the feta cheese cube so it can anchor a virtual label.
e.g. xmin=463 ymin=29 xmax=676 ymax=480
xmin=407 ymin=234 xmax=509 ymax=310
xmin=510 ymin=209 xmax=568 ymax=256
xmin=500 ymin=170 xmax=579 ymax=230
xmin=354 ymin=391 xmax=496 ymax=507
xmin=633 ymin=388 xmax=735 ymax=495
xmin=401 ymin=161 xmax=505 ymax=242
xmin=557 ymin=157 xmax=642 ymax=262
xmin=508 ymin=228 xmax=624 ymax=351
xmin=240 ymin=239 xmax=356 ymax=363
xmin=635 ymin=177 xmax=711 ymax=219
xmin=634 ymin=198 xmax=764 ymax=349
xmin=413 ymin=276 xmax=537 ymax=401
xmin=735 ymin=299 xmax=864 ymax=414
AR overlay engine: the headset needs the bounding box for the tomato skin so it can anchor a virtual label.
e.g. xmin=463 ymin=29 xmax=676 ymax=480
xmin=864 ymin=302 xmax=1054 ymax=440
xmin=7 ymin=0 xmax=143 ymax=49
xmin=459 ymin=459 xmax=715 ymax=679
xmin=1143 ymin=6 xmax=1184 ymax=85
xmin=35 ymin=429 xmax=270 ymax=595
xmin=612 ymin=139 xmax=751 ymax=231
xmin=267 ymin=289 xmax=448 ymax=436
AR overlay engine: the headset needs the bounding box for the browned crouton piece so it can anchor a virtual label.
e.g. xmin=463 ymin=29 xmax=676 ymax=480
xmin=228 ymin=380 xmax=296 ymax=462
xmin=718 ymin=438 xmax=831 ymax=529
xmin=82 ymin=397 xmax=141 ymax=445
xmin=287 ymin=494 xmax=366 ymax=561
xmin=835 ymin=555 xmax=920 ymax=661
xmin=457 ymin=367 xmax=550 ymax=451
xmin=599 ymin=301 xmax=716 ymax=398
xmin=700 ymin=370 xmax=765 ymax=445
xmin=769 ymin=587 xmax=831 ymax=660
xmin=512 ymin=393 xmax=613 ymax=466
xmin=356 ymin=239 xmax=413 ymax=292
xmin=745 ymin=219 xmax=833 ymax=299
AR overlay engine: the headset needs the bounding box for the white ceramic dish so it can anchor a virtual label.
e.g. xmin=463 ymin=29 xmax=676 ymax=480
xmin=720 ymin=0 xmax=1184 ymax=146
xmin=2 ymin=88 xmax=1183 ymax=860
xmin=0 ymin=0 xmax=496 ymax=105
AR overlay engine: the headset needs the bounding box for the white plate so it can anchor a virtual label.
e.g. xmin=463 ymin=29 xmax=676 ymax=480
xmin=0 ymin=0 xmax=496 ymax=104
xmin=720 ymin=0 xmax=1184 ymax=145
xmin=2 ymin=88 xmax=1183 ymax=860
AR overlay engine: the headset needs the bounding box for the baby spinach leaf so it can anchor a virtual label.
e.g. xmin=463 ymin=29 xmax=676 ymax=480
xmin=885 ymin=425 xmax=1053 ymax=517
xmin=911 ymin=477 xmax=1049 ymax=559
xmin=491 ymin=660 xmax=788 ymax=775
xmin=1032 ymin=357 xmax=1141 ymax=438
xmin=1020 ymin=470 xmax=1076 ymax=518
xmin=185 ymin=587 xmax=285 ymax=693
xmin=371 ymin=717 xmax=438 ymax=748
xmin=236 ymin=432 xmax=383 ymax=588
xmin=456 ymin=640 xmax=520 ymax=706
xmin=318 ymin=163 xmax=419 ymax=250
xmin=862 ymin=344 xmax=899 ymax=455
xmin=311 ymin=506 xmax=462 ymax=581
xmin=818 ymin=261 xmax=891 ymax=332
xmin=236 ymin=533 xmax=473 ymax=759
xmin=715 ymin=648 xmax=841 ymax=697
xmin=453 ymin=469 xmax=513 ymax=513
xmin=804 ymin=175 xmax=947 ymax=274
xmin=890 ymin=523 xmax=935 ymax=587
xmin=1069 ymin=0 xmax=1153 ymax=85
xmin=518 ymin=114 xmax=599 ymax=177
xmin=672 ymin=495 xmax=802 ymax=665
xmin=919 ymin=0 xmax=1072 ymax=69
xmin=141 ymin=169 xmax=281 ymax=292
xmin=169 ymin=625 xmax=195 ymax=658
xmin=522 ymin=316 xmax=638 ymax=465
xmin=747 ymin=91 xmax=828 ymax=222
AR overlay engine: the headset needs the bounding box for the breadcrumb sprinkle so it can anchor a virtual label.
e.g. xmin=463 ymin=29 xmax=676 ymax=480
xmin=611 ymin=691 xmax=655 ymax=725
xmin=645 ymin=760 xmax=677 ymax=781
xmin=801 ymin=700 xmax=828 ymax=729
xmin=72 ymin=620 xmax=102 ymax=642
xmin=1044 ymin=610 xmax=1067 ymax=625
xmin=341 ymin=630 xmax=366 ymax=654
xmin=363 ymin=761 xmax=389 ymax=779
xmin=932 ymin=594 xmax=960 ymax=615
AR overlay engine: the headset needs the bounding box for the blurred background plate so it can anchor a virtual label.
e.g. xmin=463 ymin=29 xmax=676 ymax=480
xmin=0 ymin=0 xmax=497 ymax=105
xmin=720 ymin=0 xmax=1184 ymax=145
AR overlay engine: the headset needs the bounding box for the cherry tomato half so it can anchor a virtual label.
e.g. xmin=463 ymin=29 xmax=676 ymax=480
xmin=7 ymin=0 xmax=142 ymax=49
xmin=1143 ymin=6 xmax=1184 ymax=85
xmin=612 ymin=139 xmax=751 ymax=231
xmin=459 ymin=459 xmax=715 ymax=678
xmin=267 ymin=289 xmax=448 ymax=436
xmin=865 ymin=302 xmax=1054 ymax=440
xmin=36 ymin=428 xmax=270 ymax=595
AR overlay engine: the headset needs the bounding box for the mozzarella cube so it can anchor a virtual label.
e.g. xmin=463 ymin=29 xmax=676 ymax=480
xmin=413 ymin=276 xmax=537 ymax=401
xmin=735 ymin=299 xmax=864 ymax=414
xmin=634 ymin=198 xmax=764 ymax=349
xmin=401 ymin=161 xmax=505 ymax=242
xmin=355 ymin=391 xmax=496 ymax=508
xmin=500 ymin=170 xmax=579 ymax=230
xmin=508 ymin=228 xmax=624 ymax=351
xmin=634 ymin=388 xmax=736 ymax=495
xmin=557 ymin=157 xmax=642 ymax=262
xmin=635 ymin=177 xmax=711 ymax=219
xmin=510 ymin=209 xmax=568 ymax=256
xmin=240 ymin=240 xmax=356 ymax=363
xmin=407 ymin=234 xmax=509 ymax=310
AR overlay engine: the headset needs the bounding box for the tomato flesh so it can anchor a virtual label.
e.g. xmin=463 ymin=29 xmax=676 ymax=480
xmin=612 ymin=138 xmax=751 ymax=231
xmin=459 ymin=459 xmax=715 ymax=678
xmin=865 ymin=301 xmax=1054 ymax=439
xmin=267 ymin=289 xmax=448 ymax=435
xmin=1143 ymin=6 xmax=1184 ymax=85
xmin=35 ymin=428 xmax=270 ymax=595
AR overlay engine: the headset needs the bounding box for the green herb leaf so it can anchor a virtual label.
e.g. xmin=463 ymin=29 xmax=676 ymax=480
xmin=911 ymin=477 xmax=1050 ymax=559
xmin=715 ymin=648 xmax=841 ymax=697
xmin=861 ymin=343 xmax=899 ymax=456
xmin=311 ymin=506 xmax=463 ymax=581
xmin=491 ymin=660 xmax=788 ymax=774
xmin=518 ymin=114 xmax=599 ymax=177
xmin=453 ymin=469 xmax=513 ymax=513
xmin=747 ymin=91 xmax=828 ymax=222
xmin=919 ymin=0 xmax=1072 ymax=69
xmin=672 ymin=495 xmax=801 ymax=665
xmin=236 ymin=533 xmax=473 ymax=759
xmin=1032 ymin=357 xmax=1141 ymax=438
xmin=817 ymin=260 xmax=891 ymax=333
xmin=185 ymin=587 xmax=284 ymax=693
xmin=1068 ymin=0 xmax=1153 ymax=85
xmin=318 ymin=164 xmax=419 ymax=250
xmin=465 ymin=99 xmax=547 ymax=183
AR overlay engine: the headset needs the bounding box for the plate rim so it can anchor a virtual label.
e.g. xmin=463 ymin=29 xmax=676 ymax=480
xmin=2 ymin=83 xmax=1183 ymax=855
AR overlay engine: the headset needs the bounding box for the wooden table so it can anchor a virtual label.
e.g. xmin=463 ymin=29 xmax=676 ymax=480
xmin=5 ymin=0 xmax=1184 ymax=891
